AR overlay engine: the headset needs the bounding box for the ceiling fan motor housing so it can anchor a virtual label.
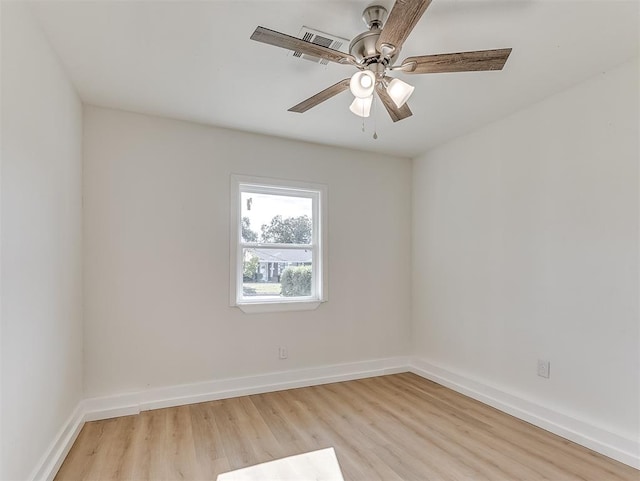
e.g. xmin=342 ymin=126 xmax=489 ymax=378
xmin=349 ymin=5 xmax=398 ymax=67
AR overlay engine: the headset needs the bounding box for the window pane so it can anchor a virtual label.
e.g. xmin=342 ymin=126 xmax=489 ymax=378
xmin=242 ymin=248 xmax=313 ymax=298
xmin=241 ymin=192 xmax=312 ymax=244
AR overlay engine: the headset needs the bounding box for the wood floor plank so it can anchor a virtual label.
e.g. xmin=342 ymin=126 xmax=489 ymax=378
xmin=54 ymin=419 xmax=110 ymax=480
xmin=188 ymin=402 xmax=226 ymax=479
xmin=95 ymin=416 xmax=137 ymax=481
xmin=210 ymin=398 xmax=261 ymax=470
xmin=135 ymin=408 xmax=169 ymax=481
xmin=55 ymin=374 xmax=639 ymax=481
xmin=165 ymin=405 xmax=198 ymax=480
xmin=81 ymin=418 xmax=129 ymax=481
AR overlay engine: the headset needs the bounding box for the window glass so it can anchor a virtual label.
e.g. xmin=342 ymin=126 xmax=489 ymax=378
xmin=242 ymin=248 xmax=313 ymax=299
xmin=241 ymin=192 xmax=313 ymax=245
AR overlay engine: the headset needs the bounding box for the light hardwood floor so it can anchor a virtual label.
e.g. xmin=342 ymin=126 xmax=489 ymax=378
xmin=55 ymin=373 xmax=638 ymax=480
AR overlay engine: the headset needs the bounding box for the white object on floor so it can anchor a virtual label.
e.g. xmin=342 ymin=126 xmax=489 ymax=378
xmin=216 ymin=447 xmax=345 ymax=481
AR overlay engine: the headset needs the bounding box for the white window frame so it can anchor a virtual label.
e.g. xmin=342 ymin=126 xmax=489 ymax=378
xmin=230 ymin=174 xmax=328 ymax=313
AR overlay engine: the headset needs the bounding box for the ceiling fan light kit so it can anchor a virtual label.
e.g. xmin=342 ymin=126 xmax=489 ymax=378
xmin=386 ymin=78 xmax=415 ymax=108
xmin=349 ymin=95 xmax=373 ymax=118
xmin=350 ymin=70 xmax=376 ymax=98
xmin=250 ymin=0 xmax=512 ymax=124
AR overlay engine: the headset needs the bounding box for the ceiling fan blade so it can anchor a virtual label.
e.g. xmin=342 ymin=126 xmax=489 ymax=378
xmin=376 ymin=84 xmax=412 ymax=122
xmin=401 ymin=48 xmax=512 ymax=74
xmin=376 ymin=0 xmax=432 ymax=54
xmin=251 ymin=26 xmax=356 ymax=65
xmin=288 ymin=79 xmax=351 ymax=113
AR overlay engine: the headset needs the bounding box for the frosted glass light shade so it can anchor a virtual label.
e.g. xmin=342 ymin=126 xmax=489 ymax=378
xmin=387 ymin=78 xmax=415 ymax=108
xmin=349 ymin=95 xmax=373 ymax=117
xmin=350 ymin=71 xmax=376 ymax=98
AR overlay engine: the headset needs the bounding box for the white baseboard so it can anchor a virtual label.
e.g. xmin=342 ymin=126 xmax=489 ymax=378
xmin=29 ymin=402 xmax=85 ymax=481
xmin=83 ymin=356 xmax=409 ymax=421
xmin=32 ymin=355 xmax=639 ymax=481
xmin=409 ymin=357 xmax=640 ymax=470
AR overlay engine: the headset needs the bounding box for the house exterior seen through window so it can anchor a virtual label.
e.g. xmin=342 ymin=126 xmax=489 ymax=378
xmin=230 ymin=175 xmax=327 ymax=313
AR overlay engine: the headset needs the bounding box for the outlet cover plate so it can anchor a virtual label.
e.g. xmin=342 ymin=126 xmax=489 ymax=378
xmin=537 ymin=359 xmax=550 ymax=378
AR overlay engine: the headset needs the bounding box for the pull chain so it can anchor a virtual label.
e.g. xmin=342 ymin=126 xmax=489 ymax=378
xmin=373 ymin=93 xmax=378 ymax=140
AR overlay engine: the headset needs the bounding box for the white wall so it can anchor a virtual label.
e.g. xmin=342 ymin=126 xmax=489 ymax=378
xmin=82 ymin=106 xmax=411 ymax=398
xmin=412 ymin=58 xmax=639 ymax=447
xmin=1 ymin=4 xmax=83 ymax=480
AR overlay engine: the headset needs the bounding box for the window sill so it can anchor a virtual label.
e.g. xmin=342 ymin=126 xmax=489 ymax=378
xmin=236 ymin=300 xmax=323 ymax=314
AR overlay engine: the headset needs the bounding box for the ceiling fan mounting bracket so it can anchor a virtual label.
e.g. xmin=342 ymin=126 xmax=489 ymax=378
xmin=362 ymin=5 xmax=388 ymax=29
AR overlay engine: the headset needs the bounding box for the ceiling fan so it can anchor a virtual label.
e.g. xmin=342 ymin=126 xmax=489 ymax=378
xmin=250 ymin=0 xmax=512 ymax=123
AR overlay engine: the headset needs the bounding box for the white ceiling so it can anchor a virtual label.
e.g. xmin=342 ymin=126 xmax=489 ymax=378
xmin=30 ymin=0 xmax=639 ymax=158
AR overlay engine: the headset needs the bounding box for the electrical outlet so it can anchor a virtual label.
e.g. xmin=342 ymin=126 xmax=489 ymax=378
xmin=537 ymin=359 xmax=550 ymax=378
xmin=278 ymin=347 xmax=288 ymax=360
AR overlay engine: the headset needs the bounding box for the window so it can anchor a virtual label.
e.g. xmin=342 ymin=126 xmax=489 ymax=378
xmin=230 ymin=175 xmax=327 ymax=313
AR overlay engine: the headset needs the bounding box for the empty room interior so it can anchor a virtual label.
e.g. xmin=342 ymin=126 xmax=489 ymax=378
xmin=1 ymin=0 xmax=639 ymax=480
